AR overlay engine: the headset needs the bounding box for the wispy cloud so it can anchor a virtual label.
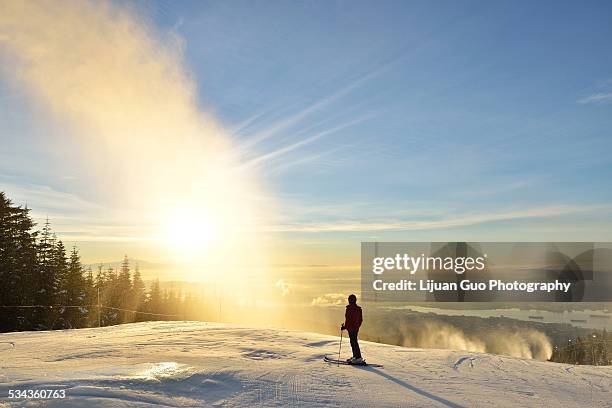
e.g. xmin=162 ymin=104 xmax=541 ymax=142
xmin=1 ymin=180 xmax=102 ymax=214
xmin=237 ymin=66 xmax=387 ymax=150
xmin=450 ymin=179 xmax=535 ymax=198
xmin=264 ymin=144 xmax=349 ymax=175
xmin=2 ymin=181 xmax=157 ymax=242
xmin=270 ymin=204 xmax=612 ymax=233
xmin=577 ymin=92 xmax=612 ymax=104
xmin=229 ymin=57 xmax=393 ymax=174
xmin=240 ymin=116 xmax=372 ymax=170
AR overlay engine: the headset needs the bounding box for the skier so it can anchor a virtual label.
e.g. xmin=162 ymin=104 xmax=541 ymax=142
xmin=341 ymin=294 xmax=363 ymax=364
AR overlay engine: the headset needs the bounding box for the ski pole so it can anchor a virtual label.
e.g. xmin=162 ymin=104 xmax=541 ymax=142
xmin=338 ymin=327 xmax=343 ymax=367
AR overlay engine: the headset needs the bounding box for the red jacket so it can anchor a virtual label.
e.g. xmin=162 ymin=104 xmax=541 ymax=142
xmin=344 ymin=304 xmax=363 ymax=332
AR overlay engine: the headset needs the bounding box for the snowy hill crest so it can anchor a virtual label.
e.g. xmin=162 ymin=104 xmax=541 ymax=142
xmin=1 ymin=321 xmax=611 ymax=407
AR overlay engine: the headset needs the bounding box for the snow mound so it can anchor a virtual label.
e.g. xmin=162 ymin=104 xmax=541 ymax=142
xmin=0 ymin=321 xmax=610 ymax=407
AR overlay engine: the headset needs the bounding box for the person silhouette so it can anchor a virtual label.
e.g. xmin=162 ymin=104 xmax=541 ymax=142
xmin=341 ymin=294 xmax=363 ymax=364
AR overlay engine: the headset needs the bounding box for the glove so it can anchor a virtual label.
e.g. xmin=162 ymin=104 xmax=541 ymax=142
xmin=341 ymin=324 xmax=346 ymax=331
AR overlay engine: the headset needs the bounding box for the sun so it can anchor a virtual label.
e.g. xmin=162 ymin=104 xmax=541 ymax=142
xmin=162 ymin=209 xmax=219 ymax=260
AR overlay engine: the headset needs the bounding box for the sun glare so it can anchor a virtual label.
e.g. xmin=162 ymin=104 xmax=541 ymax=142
xmin=162 ymin=210 xmax=219 ymax=259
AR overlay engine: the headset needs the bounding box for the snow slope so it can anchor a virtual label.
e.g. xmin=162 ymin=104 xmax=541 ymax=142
xmin=0 ymin=321 xmax=610 ymax=407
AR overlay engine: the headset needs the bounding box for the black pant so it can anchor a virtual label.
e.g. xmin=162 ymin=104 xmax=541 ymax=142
xmin=348 ymin=330 xmax=361 ymax=359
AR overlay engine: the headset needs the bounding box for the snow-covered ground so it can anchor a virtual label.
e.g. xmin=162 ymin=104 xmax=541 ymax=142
xmin=0 ymin=321 xmax=610 ymax=407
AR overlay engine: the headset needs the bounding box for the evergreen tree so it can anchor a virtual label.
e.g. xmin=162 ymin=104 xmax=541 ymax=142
xmin=84 ymin=266 xmax=96 ymax=326
xmin=32 ymin=219 xmax=58 ymax=329
xmin=602 ymin=329 xmax=609 ymax=365
xmin=101 ymin=265 xmax=120 ymax=326
xmin=163 ymin=289 xmax=176 ymax=320
xmin=92 ymin=263 xmax=105 ymax=327
xmin=95 ymin=263 xmax=104 ymax=289
xmin=117 ymin=255 xmax=132 ymax=323
xmin=0 ymin=191 xmax=206 ymax=332
xmin=131 ymin=263 xmax=146 ymax=320
xmin=0 ymin=192 xmax=38 ymax=331
xmin=52 ymin=240 xmax=68 ymax=328
xmin=53 ymin=240 xmax=68 ymax=291
xmin=147 ymin=278 xmax=162 ymax=316
xmin=60 ymin=246 xmax=87 ymax=328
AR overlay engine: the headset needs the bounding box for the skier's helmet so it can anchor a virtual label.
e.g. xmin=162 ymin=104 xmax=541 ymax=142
xmin=348 ymin=294 xmax=357 ymax=304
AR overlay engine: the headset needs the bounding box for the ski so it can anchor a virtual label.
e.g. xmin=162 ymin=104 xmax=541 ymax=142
xmin=323 ymin=355 xmax=383 ymax=368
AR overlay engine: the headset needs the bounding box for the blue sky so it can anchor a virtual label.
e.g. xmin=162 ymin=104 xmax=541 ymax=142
xmin=154 ymin=0 xmax=612 ymax=235
xmin=2 ymin=0 xmax=612 ymax=267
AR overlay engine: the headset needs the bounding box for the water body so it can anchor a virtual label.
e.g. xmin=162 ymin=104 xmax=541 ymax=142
xmin=390 ymin=305 xmax=612 ymax=330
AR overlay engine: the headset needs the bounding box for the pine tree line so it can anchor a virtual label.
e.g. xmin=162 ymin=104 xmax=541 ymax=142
xmin=0 ymin=191 xmax=205 ymax=333
xmin=550 ymin=329 xmax=611 ymax=366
